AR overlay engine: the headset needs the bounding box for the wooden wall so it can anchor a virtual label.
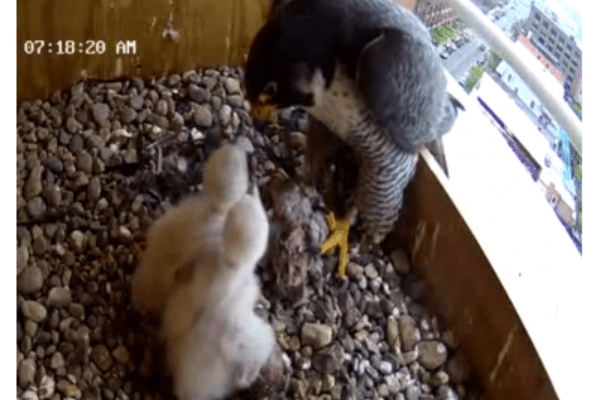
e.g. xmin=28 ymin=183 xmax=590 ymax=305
xmin=387 ymin=150 xmax=559 ymax=400
xmin=17 ymin=0 xmax=272 ymax=103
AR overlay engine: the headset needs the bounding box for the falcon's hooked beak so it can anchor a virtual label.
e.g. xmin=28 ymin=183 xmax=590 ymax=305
xmin=250 ymin=82 xmax=280 ymax=127
xmin=252 ymin=93 xmax=277 ymax=123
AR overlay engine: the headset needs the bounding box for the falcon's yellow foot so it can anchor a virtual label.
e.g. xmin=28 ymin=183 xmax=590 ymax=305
xmin=320 ymin=212 xmax=351 ymax=277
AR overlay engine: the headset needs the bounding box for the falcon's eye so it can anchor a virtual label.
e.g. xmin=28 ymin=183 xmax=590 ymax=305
xmin=264 ymin=81 xmax=278 ymax=97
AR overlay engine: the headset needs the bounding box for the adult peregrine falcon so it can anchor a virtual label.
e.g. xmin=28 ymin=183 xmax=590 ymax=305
xmin=245 ymin=0 xmax=463 ymax=276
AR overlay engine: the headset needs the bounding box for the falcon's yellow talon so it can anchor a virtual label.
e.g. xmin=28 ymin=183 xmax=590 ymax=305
xmin=320 ymin=212 xmax=351 ymax=277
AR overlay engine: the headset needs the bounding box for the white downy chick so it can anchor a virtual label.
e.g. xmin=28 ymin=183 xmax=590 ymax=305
xmin=130 ymin=143 xmax=249 ymax=316
xmin=163 ymin=188 xmax=276 ymax=400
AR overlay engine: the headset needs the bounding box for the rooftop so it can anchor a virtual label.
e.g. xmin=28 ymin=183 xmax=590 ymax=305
xmin=472 ymin=73 xmax=560 ymax=170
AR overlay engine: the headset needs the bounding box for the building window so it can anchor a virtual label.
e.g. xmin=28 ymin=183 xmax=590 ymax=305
xmin=550 ymin=28 xmax=557 ymax=36
xmin=543 ymin=21 xmax=549 ymax=28
xmin=559 ymin=36 xmax=565 ymax=43
xmin=532 ymin=23 xmax=539 ymax=30
xmin=567 ymin=44 xmax=572 ymax=51
xmin=570 ymin=67 xmax=575 ymax=74
xmin=549 ymin=37 xmax=555 ymax=44
xmin=538 ymin=37 xmax=545 ymax=45
xmin=534 ymin=13 xmax=541 ymax=20
xmin=531 ymin=100 xmax=535 ymax=109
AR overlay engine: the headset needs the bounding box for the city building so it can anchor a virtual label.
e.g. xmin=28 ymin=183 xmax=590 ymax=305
xmin=526 ymin=1 xmax=582 ymax=101
xmin=415 ymin=0 xmax=458 ymax=28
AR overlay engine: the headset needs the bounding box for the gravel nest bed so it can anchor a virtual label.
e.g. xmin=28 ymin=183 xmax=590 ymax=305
xmin=17 ymin=67 xmax=475 ymax=400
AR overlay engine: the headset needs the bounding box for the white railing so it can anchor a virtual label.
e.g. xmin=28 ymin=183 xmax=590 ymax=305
xmin=430 ymin=0 xmax=582 ymax=155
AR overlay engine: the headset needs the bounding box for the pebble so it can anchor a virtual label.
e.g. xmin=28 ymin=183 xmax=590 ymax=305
xmin=17 ymin=266 xmax=44 ymax=294
xmin=156 ymin=99 xmax=168 ymax=116
xmin=384 ymin=375 xmax=401 ymax=395
xmin=365 ymin=264 xmax=379 ymax=279
xmin=39 ymin=375 xmax=56 ymax=399
xmin=77 ymin=150 xmax=93 ymax=174
xmin=416 ymin=341 xmax=447 ymax=370
xmin=399 ymin=315 xmax=419 ymax=352
xmin=26 ymin=197 xmax=47 ymax=220
xmin=172 ymin=112 xmax=185 ymax=131
xmin=301 ymin=323 xmax=333 ymax=349
xmin=69 ymin=134 xmax=84 ymax=153
xmin=386 ymin=315 xmax=401 ymax=345
xmin=43 ymin=184 xmax=62 ymax=207
xmin=66 ymin=116 xmax=83 ymax=133
xmin=405 ymin=385 xmax=421 ymax=400
xmin=346 ymin=261 xmax=364 ymax=278
xmin=50 ymin=351 xmax=66 ymax=369
xmin=378 ymin=361 xmax=393 ymax=375
xmin=112 ymin=345 xmax=130 ymax=364
xmin=121 ymin=107 xmax=138 ymax=124
xmin=24 ymin=320 xmax=38 ymax=337
xmin=203 ymin=76 xmax=217 ymax=91
xmin=87 ymin=177 xmax=102 ymax=202
xmin=402 ymin=350 xmax=418 ymax=364
xmin=25 ymin=164 xmax=43 ymax=200
xmin=446 ymin=354 xmax=469 ymax=384
xmin=91 ymin=344 xmax=113 ymax=371
xmin=69 ymin=303 xmax=85 ymax=320
xmin=228 ymin=95 xmax=244 ymax=108
xmin=193 ymin=104 xmax=213 ymax=127
xmin=211 ymin=96 xmax=223 ymax=111
xmin=93 ymin=102 xmax=111 ymax=124
xmin=322 ymin=375 xmax=336 ymax=392
xmin=22 ymin=300 xmax=47 ymax=322
xmin=130 ymin=95 xmax=144 ymax=110
xmin=288 ymin=131 xmax=307 ymax=149
xmin=224 ymin=77 xmax=241 ymax=94
xmin=219 ymin=104 xmax=232 ymax=126
xmin=18 ymin=358 xmax=36 ymax=387
xmin=427 ymin=371 xmax=449 ymax=387
xmin=391 ymin=249 xmax=411 ymax=275
xmin=17 ymin=246 xmax=29 ymax=275
xmin=69 ymin=230 xmax=86 ymax=253
xmin=183 ymin=70 xmax=200 ymax=83
xmin=72 ymin=171 xmax=90 ymax=189
xmin=313 ymin=352 xmax=338 ymax=374
xmin=45 ymin=157 xmax=64 ymax=174
xmin=189 ymin=84 xmax=206 ymax=103
xmin=47 ymin=287 xmax=72 ymax=307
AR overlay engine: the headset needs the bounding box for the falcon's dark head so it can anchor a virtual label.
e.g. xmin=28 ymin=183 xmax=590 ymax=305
xmin=244 ymin=14 xmax=340 ymax=124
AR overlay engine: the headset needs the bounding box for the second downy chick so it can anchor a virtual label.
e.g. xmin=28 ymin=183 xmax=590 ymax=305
xmin=163 ymin=188 xmax=276 ymax=400
xmin=130 ymin=143 xmax=250 ymax=316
